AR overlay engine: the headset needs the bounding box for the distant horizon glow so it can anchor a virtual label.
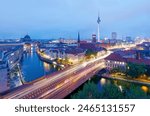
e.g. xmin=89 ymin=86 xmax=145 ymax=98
xmin=0 ymin=0 xmax=150 ymax=39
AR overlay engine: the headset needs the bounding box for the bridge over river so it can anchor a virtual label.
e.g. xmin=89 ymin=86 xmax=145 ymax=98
xmin=2 ymin=51 xmax=111 ymax=99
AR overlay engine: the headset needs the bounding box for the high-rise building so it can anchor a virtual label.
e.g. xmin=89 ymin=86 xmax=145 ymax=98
xmin=112 ymin=32 xmax=117 ymax=40
xmin=92 ymin=34 xmax=97 ymax=43
xmin=97 ymin=14 xmax=101 ymax=43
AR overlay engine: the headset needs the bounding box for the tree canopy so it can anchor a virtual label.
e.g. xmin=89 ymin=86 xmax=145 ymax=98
xmin=85 ymin=49 xmax=97 ymax=58
xmin=126 ymin=63 xmax=146 ymax=78
xmin=71 ymin=80 xmax=150 ymax=99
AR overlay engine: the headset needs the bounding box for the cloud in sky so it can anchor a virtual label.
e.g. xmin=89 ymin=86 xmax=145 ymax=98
xmin=0 ymin=0 xmax=150 ymax=39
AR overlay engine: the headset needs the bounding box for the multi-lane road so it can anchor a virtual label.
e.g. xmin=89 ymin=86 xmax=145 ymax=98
xmin=2 ymin=51 xmax=112 ymax=99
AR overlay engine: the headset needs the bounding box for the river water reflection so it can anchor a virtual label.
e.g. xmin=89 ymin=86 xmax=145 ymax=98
xmin=21 ymin=51 xmax=58 ymax=82
xmin=98 ymin=78 xmax=150 ymax=94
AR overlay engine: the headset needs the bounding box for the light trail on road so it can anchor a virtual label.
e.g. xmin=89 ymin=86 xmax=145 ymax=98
xmin=3 ymin=51 xmax=112 ymax=99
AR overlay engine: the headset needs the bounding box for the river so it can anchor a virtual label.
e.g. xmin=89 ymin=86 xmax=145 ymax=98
xmin=21 ymin=48 xmax=58 ymax=82
xmin=98 ymin=77 xmax=150 ymax=95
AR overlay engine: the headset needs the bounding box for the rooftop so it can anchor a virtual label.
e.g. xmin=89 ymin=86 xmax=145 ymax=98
xmin=116 ymin=50 xmax=136 ymax=56
xmin=127 ymin=58 xmax=150 ymax=65
xmin=0 ymin=45 xmax=23 ymax=63
xmin=105 ymin=53 xmax=125 ymax=62
xmin=24 ymin=35 xmax=31 ymax=39
xmin=105 ymin=52 xmax=150 ymax=65
xmin=65 ymin=47 xmax=85 ymax=55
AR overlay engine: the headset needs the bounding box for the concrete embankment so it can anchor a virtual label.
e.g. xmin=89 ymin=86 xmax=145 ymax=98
xmin=36 ymin=52 xmax=64 ymax=67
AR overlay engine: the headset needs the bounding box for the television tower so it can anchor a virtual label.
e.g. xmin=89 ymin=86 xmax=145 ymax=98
xmin=97 ymin=13 xmax=101 ymax=43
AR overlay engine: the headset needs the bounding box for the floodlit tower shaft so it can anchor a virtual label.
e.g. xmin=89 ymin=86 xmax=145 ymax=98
xmin=97 ymin=14 xmax=101 ymax=43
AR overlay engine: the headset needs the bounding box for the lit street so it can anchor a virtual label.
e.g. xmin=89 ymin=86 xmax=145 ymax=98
xmin=2 ymin=51 xmax=111 ymax=99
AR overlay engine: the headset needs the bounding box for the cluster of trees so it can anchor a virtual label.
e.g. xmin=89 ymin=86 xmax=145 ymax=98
xmin=71 ymin=81 xmax=150 ymax=99
xmin=146 ymin=66 xmax=150 ymax=76
xmin=110 ymin=63 xmax=150 ymax=78
xmin=54 ymin=58 xmax=72 ymax=65
xmin=126 ymin=63 xmax=147 ymax=78
xmin=85 ymin=49 xmax=97 ymax=59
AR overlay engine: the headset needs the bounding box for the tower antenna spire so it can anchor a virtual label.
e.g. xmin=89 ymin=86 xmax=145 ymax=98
xmin=97 ymin=12 xmax=101 ymax=43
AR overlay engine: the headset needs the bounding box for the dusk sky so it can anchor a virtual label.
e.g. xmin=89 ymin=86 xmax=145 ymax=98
xmin=0 ymin=0 xmax=150 ymax=39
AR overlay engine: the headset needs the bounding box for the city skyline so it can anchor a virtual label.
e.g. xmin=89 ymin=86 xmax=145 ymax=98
xmin=0 ymin=0 xmax=150 ymax=39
